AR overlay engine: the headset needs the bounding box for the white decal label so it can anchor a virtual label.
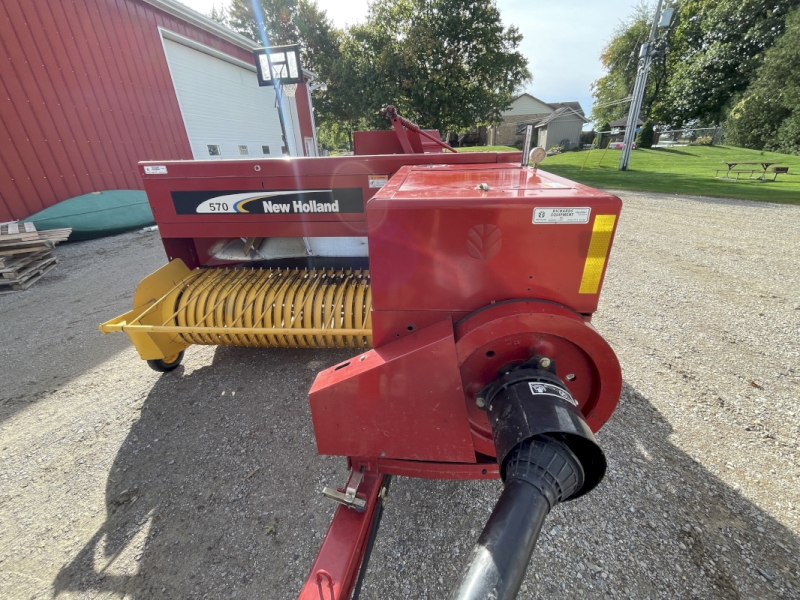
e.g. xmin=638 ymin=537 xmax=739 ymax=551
xmin=368 ymin=175 xmax=389 ymax=188
xmin=533 ymin=207 xmax=591 ymax=224
xmin=528 ymin=382 xmax=579 ymax=406
xmin=144 ymin=165 xmax=168 ymax=174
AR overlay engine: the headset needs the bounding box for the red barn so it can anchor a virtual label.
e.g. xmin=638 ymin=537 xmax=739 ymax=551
xmin=0 ymin=0 xmax=319 ymax=222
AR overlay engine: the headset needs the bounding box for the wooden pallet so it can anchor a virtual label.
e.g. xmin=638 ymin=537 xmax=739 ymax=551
xmin=0 ymin=255 xmax=59 ymax=294
xmin=0 ymin=222 xmax=70 ymax=294
xmin=0 ymin=250 xmax=50 ymax=274
xmin=0 ymin=222 xmax=71 ymax=245
xmin=0 ymin=221 xmax=39 ymax=242
xmin=0 ymin=252 xmax=57 ymax=285
xmin=36 ymin=228 xmax=72 ymax=243
xmin=0 ymin=239 xmax=54 ymax=257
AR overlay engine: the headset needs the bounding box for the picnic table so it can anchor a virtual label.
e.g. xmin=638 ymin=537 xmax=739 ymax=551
xmin=716 ymin=161 xmax=782 ymax=181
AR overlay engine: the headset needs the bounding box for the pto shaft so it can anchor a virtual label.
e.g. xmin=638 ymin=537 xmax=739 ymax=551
xmin=448 ymin=436 xmax=584 ymax=600
xmin=451 ymin=358 xmax=608 ymax=600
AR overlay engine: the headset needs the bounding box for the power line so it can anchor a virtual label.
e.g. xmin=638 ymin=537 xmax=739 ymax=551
xmin=592 ymin=97 xmax=633 ymax=110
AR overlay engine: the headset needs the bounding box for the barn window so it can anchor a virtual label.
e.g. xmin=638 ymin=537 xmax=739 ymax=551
xmin=515 ymin=122 xmax=528 ymax=135
xmin=238 ymin=145 xmax=249 ymax=155
xmin=262 ymin=145 xmax=271 ymax=155
xmin=207 ymin=145 xmax=221 ymax=156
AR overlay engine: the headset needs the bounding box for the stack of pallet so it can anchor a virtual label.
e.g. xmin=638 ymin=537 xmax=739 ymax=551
xmin=0 ymin=222 xmax=71 ymax=294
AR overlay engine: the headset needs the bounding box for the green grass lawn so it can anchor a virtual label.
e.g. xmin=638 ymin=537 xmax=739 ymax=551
xmin=540 ymin=145 xmax=800 ymax=204
xmin=456 ymin=144 xmax=800 ymax=203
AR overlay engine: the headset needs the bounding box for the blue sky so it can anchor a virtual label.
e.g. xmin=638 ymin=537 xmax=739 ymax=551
xmin=182 ymin=0 xmax=644 ymax=119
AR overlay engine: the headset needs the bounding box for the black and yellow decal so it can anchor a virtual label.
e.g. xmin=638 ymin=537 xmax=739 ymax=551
xmin=171 ymin=188 xmax=364 ymax=215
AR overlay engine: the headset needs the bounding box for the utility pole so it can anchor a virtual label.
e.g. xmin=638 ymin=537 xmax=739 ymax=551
xmin=619 ymin=0 xmax=665 ymax=171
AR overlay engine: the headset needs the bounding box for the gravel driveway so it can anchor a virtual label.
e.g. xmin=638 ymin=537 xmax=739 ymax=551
xmin=0 ymin=190 xmax=798 ymax=600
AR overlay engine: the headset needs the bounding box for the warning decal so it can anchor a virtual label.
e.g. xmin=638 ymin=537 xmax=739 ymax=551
xmin=533 ymin=207 xmax=591 ymax=224
xmin=527 ymin=382 xmax=579 ymax=407
xmin=368 ymin=175 xmax=389 ymax=188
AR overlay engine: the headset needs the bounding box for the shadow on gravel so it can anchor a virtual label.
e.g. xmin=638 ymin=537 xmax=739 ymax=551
xmin=52 ymin=345 xmax=353 ymax=600
xmin=0 ymin=233 xmax=164 ymax=425
xmin=53 ymin=363 xmax=799 ymax=599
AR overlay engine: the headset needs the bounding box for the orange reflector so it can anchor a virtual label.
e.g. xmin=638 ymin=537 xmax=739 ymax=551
xmin=579 ymin=215 xmax=616 ymax=294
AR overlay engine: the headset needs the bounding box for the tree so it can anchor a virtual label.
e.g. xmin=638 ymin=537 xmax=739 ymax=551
xmin=725 ymin=6 xmax=800 ymax=154
xmin=662 ymin=0 xmax=800 ymax=126
xmin=223 ymin=0 xmax=529 ymax=135
xmin=341 ymin=0 xmax=531 ymax=132
xmin=590 ymin=3 xmax=647 ymax=125
xmin=591 ymin=0 xmax=800 ymax=130
xmin=590 ymin=2 xmax=669 ymax=126
xmin=636 ymin=120 xmax=654 ymax=148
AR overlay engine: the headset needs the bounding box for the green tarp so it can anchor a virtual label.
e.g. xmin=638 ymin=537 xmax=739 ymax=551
xmin=23 ymin=190 xmax=155 ymax=241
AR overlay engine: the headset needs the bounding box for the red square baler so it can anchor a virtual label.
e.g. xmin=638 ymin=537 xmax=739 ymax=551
xmin=101 ymin=120 xmax=622 ymax=600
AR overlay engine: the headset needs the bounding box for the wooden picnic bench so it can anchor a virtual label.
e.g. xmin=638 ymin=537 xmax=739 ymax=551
xmin=771 ymin=166 xmax=790 ymax=180
xmin=715 ymin=161 xmax=783 ymax=181
xmin=715 ymin=169 xmax=760 ymax=181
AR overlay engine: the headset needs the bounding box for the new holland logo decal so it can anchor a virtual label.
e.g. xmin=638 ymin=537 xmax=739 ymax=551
xmin=171 ymin=188 xmax=364 ymax=215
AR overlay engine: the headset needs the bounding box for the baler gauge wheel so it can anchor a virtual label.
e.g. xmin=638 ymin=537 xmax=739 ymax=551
xmin=147 ymin=351 xmax=185 ymax=373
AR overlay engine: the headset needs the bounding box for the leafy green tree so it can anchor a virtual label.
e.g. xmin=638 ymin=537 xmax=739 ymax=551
xmin=223 ymin=0 xmax=529 ymax=135
xmin=592 ymin=0 xmax=800 ymax=129
xmin=345 ymin=0 xmax=531 ymax=132
xmin=590 ymin=5 xmax=646 ymax=124
xmin=725 ymin=6 xmax=800 ymax=154
xmin=224 ymin=0 xmax=340 ymax=73
xmin=590 ymin=2 xmax=669 ymax=125
xmin=662 ymin=0 xmax=800 ymax=125
xmin=636 ymin=120 xmax=655 ymax=148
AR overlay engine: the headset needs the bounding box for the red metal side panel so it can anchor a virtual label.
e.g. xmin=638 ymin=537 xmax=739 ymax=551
xmin=353 ymin=130 xmax=443 ymax=155
xmin=309 ymin=318 xmax=476 ymax=463
xmin=135 ymin=153 xmax=524 ymax=265
xmin=2 ymin=1 xmax=86 ymax=203
xmin=0 ymin=0 xmax=262 ymax=222
xmin=367 ymin=163 xmax=623 ymax=316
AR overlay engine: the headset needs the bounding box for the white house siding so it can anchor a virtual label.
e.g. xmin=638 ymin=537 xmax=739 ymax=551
xmin=540 ymin=116 xmax=584 ymax=150
xmin=503 ymin=94 xmax=554 ymax=116
xmin=490 ymin=94 xmax=555 ymax=146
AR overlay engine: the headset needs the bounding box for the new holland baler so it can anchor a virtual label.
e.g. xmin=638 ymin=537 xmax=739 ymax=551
xmin=101 ymin=112 xmax=622 ymax=600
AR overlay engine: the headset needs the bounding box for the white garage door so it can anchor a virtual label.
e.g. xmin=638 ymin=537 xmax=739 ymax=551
xmin=161 ymin=35 xmax=290 ymax=159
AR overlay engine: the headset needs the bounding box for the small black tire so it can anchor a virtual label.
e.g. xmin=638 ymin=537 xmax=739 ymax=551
xmin=147 ymin=351 xmax=185 ymax=373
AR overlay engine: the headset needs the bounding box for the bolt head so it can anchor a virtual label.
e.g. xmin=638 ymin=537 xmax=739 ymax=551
xmin=476 ymin=397 xmax=486 ymax=408
xmin=539 ymin=357 xmax=552 ymax=369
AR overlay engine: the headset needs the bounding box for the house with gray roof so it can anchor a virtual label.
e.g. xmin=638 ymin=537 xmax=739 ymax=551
xmin=535 ymin=106 xmax=589 ymax=151
xmin=489 ymin=94 xmax=587 ymax=150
